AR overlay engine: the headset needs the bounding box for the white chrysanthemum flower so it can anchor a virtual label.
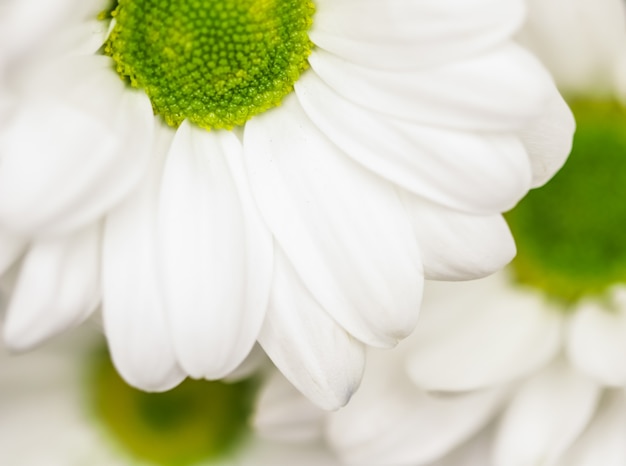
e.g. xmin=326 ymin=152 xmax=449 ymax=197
xmin=0 ymin=326 xmax=340 ymax=466
xmin=0 ymin=0 xmax=573 ymax=409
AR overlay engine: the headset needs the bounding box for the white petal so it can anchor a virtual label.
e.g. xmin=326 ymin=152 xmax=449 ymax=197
xmin=520 ymin=90 xmax=575 ymax=188
xmin=519 ymin=0 xmax=626 ymax=95
xmin=245 ymin=94 xmax=423 ymax=348
xmin=0 ymin=0 xmax=105 ymax=69
xmin=3 ymin=224 xmax=101 ymax=350
xmin=556 ymin=389 xmax=626 ymax=466
xmin=0 ymin=55 xmax=154 ymax=235
xmin=493 ymin=358 xmax=601 ymax=466
xmin=406 ymin=273 xmax=563 ymax=391
xmin=307 ymin=44 xmax=554 ymax=131
xmin=258 ymin=248 xmax=366 ymax=411
xmin=0 ymin=228 xmax=27 ymax=276
xmin=253 ymin=370 xmax=326 ymax=443
xmin=295 ymin=71 xmax=532 ymax=214
xmin=328 ymin=348 xmax=507 ymax=465
xmin=102 ymin=124 xmax=185 ymax=392
xmin=401 ymin=194 xmax=516 ymax=280
xmin=566 ymin=289 xmax=626 ymax=387
xmin=158 ymin=122 xmax=272 ymax=379
xmin=311 ymin=0 xmax=525 ymax=70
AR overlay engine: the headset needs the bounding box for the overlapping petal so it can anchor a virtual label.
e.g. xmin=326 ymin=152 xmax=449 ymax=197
xmin=307 ymin=44 xmax=554 ymax=131
xmin=245 ymin=94 xmax=423 ymax=348
xmin=0 ymin=56 xmax=154 ymax=235
xmin=328 ymin=349 xmax=507 ymax=466
xmin=295 ymin=71 xmax=532 ymax=215
xmin=493 ymin=359 xmax=601 ymax=466
xmin=102 ymin=124 xmax=185 ymax=392
xmin=400 ymin=195 xmax=516 ymax=280
xmin=258 ymin=248 xmax=366 ymax=410
xmin=158 ymin=121 xmax=272 ymax=380
xmin=311 ymin=0 xmax=525 ymax=70
xmin=406 ymin=274 xmax=562 ymax=391
xmin=3 ymin=224 xmax=100 ymax=350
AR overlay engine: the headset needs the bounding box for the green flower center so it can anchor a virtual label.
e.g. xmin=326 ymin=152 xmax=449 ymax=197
xmin=88 ymin=350 xmax=258 ymax=465
xmin=506 ymin=100 xmax=626 ymax=306
xmin=103 ymin=0 xmax=315 ymax=130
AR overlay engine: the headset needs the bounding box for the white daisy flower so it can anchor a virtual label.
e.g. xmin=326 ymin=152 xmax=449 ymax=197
xmin=0 ymin=0 xmax=573 ymax=410
xmin=0 ymin=325 xmax=341 ymax=466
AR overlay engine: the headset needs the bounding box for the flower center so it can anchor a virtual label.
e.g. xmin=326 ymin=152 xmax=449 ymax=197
xmin=88 ymin=349 xmax=258 ymax=465
xmin=103 ymin=0 xmax=315 ymax=130
xmin=506 ymin=100 xmax=626 ymax=306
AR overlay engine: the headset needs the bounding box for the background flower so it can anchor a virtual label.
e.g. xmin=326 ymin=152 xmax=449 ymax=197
xmin=0 ymin=325 xmax=341 ymax=466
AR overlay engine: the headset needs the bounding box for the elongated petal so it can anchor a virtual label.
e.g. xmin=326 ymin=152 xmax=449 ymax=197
xmin=158 ymin=122 xmax=272 ymax=379
xmin=102 ymin=124 xmax=185 ymax=392
xmin=406 ymin=273 xmax=562 ymax=391
xmin=520 ymin=90 xmax=575 ymax=188
xmin=307 ymin=44 xmax=554 ymax=131
xmin=566 ymin=289 xmax=626 ymax=387
xmin=493 ymin=358 xmax=601 ymax=466
xmin=328 ymin=348 xmax=507 ymax=465
xmin=401 ymin=194 xmax=515 ymax=280
xmin=0 ymin=56 xmax=153 ymax=235
xmin=253 ymin=370 xmax=326 ymax=442
xmin=245 ymin=95 xmax=423 ymax=348
xmin=258 ymin=248 xmax=365 ymax=410
xmin=556 ymin=389 xmax=626 ymax=466
xmin=295 ymin=71 xmax=532 ymax=214
xmin=311 ymin=0 xmax=525 ymax=70
xmin=3 ymin=224 xmax=101 ymax=350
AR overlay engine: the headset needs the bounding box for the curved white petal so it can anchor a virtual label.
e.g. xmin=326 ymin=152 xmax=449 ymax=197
xmin=158 ymin=122 xmax=272 ymax=379
xmin=401 ymin=194 xmax=516 ymax=280
xmin=3 ymin=224 xmax=101 ymax=350
xmin=245 ymin=94 xmax=423 ymax=348
xmin=0 ymin=228 xmax=27 ymax=276
xmin=253 ymin=370 xmax=326 ymax=442
xmin=520 ymin=90 xmax=575 ymax=188
xmin=566 ymin=290 xmax=626 ymax=387
xmin=493 ymin=358 xmax=601 ymax=466
xmin=102 ymin=124 xmax=185 ymax=392
xmin=0 ymin=55 xmax=154 ymax=235
xmin=406 ymin=273 xmax=563 ymax=391
xmin=328 ymin=347 xmax=507 ymax=466
xmin=556 ymin=389 xmax=626 ymax=466
xmin=295 ymin=71 xmax=532 ymax=214
xmin=258 ymin=248 xmax=366 ymax=411
xmin=307 ymin=44 xmax=554 ymax=131
xmin=311 ymin=0 xmax=525 ymax=70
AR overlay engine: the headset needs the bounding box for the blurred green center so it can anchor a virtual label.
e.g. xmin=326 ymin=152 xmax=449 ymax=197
xmin=506 ymin=100 xmax=626 ymax=306
xmin=89 ymin=350 xmax=258 ymax=465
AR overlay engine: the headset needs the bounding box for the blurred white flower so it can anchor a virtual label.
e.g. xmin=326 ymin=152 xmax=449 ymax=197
xmin=0 ymin=0 xmax=573 ymax=410
xmin=0 ymin=325 xmax=340 ymax=466
xmin=517 ymin=0 xmax=626 ymax=97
